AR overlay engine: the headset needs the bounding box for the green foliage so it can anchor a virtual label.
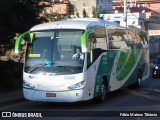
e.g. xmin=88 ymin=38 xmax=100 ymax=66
xmin=139 ymin=31 xmax=148 ymax=41
xmin=92 ymin=6 xmax=102 ymax=18
xmin=92 ymin=6 xmax=98 ymax=18
xmin=0 ymin=0 xmax=49 ymax=46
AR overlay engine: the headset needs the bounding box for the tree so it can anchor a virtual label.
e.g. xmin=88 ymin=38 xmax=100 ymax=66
xmin=92 ymin=6 xmax=98 ymax=18
xmin=0 ymin=0 xmax=49 ymax=47
xmin=92 ymin=6 xmax=102 ymax=18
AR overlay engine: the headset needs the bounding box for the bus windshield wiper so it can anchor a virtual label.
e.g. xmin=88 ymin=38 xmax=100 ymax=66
xmin=28 ymin=62 xmax=54 ymax=73
xmin=28 ymin=64 xmax=44 ymax=73
xmin=64 ymin=66 xmax=77 ymax=74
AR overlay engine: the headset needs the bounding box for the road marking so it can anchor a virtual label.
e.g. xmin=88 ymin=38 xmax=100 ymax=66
xmin=141 ymin=88 xmax=160 ymax=93
xmin=123 ymin=89 xmax=160 ymax=102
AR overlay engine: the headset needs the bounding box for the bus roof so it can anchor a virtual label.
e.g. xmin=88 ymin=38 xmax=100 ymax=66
xmin=30 ymin=18 xmax=119 ymax=31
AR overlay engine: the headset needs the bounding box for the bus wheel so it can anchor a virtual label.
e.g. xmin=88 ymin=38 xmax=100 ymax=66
xmin=95 ymin=80 xmax=106 ymax=103
xmin=136 ymin=76 xmax=141 ymax=88
xmin=132 ymin=71 xmax=142 ymax=88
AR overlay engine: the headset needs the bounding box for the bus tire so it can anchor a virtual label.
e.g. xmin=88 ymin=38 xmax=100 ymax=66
xmin=95 ymin=80 xmax=106 ymax=103
xmin=132 ymin=70 xmax=142 ymax=88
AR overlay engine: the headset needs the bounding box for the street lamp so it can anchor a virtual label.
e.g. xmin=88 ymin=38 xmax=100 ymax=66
xmin=124 ymin=0 xmax=127 ymax=28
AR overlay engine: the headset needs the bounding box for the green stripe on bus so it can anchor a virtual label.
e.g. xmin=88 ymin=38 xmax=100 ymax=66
xmin=81 ymin=32 xmax=87 ymax=50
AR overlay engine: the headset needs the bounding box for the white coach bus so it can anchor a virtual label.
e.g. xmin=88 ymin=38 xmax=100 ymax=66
xmin=15 ymin=18 xmax=149 ymax=103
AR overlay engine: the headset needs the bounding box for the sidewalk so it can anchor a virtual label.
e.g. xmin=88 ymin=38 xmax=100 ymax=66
xmin=0 ymin=89 xmax=24 ymax=106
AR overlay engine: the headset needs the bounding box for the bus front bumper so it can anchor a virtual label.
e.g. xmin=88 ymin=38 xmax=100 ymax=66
xmin=23 ymin=88 xmax=86 ymax=102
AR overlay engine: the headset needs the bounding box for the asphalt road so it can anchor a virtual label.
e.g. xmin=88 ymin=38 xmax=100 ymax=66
xmin=0 ymin=74 xmax=160 ymax=120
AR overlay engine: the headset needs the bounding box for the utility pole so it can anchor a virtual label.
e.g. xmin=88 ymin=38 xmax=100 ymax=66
xmin=124 ymin=0 xmax=127 ymax=28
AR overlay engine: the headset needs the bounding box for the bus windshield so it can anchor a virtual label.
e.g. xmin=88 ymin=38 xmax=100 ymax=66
xmin=24 ymin=29 xmax=85 ymax=75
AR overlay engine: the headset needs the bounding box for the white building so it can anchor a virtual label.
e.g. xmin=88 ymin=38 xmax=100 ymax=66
xmin=69 ymin=0 xmax=112 ymax=17
xmin=97 ymin=0 xmax=113 ymax=12
xmin=100 ymin=12 xmax=146 ymax=31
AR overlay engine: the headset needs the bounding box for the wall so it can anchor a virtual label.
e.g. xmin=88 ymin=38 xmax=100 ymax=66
xmin=0 ymin=60 xmax=23 ymax=92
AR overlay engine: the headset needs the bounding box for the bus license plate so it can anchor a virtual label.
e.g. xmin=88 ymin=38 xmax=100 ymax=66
xmin=46 ymin=93 xmax=56 ymax=97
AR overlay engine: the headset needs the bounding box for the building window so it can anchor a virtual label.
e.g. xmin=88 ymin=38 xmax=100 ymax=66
xmin=56 ymin=7 xmax=61 ymax=11
xmin=137 ymin=4 xmax=144 ymax=8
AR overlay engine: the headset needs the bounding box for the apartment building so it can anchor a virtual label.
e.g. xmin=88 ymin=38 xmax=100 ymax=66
xmin=70 ymin=0 xmax=112 ymax=17
xmin=112 ymin=0 xmax=160 ymax=22
xmin=40 ymin=0 xmax=70 ymax=21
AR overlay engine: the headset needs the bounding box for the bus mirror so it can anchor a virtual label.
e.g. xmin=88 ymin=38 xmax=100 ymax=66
xmin=30 ymin=33 xmax=35 ymax=43
xmin=15 ymin=31 xmax=30 ymax=53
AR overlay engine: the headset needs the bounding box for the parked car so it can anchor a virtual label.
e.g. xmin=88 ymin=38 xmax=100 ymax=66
xmin=152 ymin=55 xmax=160 ymax=78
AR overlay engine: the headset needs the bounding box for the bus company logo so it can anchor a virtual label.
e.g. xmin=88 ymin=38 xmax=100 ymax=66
xmin=2 ymin=112 xmax=11 ymax=117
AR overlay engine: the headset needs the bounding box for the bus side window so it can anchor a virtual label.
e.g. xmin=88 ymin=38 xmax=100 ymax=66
xmin=93 ymin=26 xmax=107 ymax=51
xmin=94 ymin=37 xmax=107 ymax=50
xmin=108 ymin=29 xmax=131 ymax=49
xmin=91 ymin=48 xmax=106 ymax=63
xmin=87 ymin=49 xmax=105 ymax=68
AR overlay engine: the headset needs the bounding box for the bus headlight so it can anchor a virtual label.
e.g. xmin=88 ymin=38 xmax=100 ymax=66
xmin=155 ymin=66 xmax=158 ymax=69
xmin=23 ymin=81 xmax=35 ymax=89
xmin=67 ymin=81 xmax=86 ymax=90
